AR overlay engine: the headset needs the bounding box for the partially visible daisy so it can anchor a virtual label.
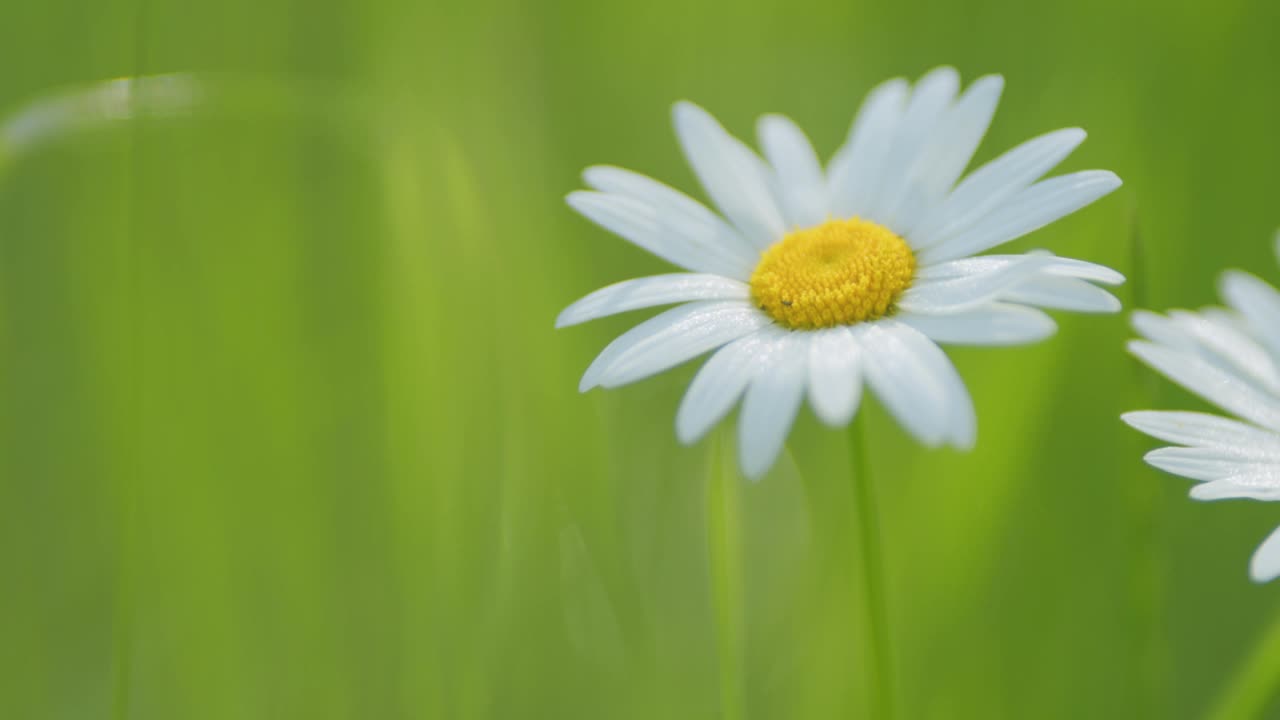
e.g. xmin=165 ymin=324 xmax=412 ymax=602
xmin=559 ymin=67 xmax=1124 ymax=479
xmin=1123 ymin=234 xmax=1280 ymax=582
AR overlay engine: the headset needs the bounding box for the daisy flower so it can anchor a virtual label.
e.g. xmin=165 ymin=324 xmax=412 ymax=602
xmin=1123 ymin=235 xmax=1280 ymax=582
xmin=559 ymin=67 xmax=1124 ymax=479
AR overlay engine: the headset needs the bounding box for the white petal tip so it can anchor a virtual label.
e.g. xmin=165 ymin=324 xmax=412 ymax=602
xmin=1140 ymin=447 xmax=1166 ymax=465
xmin=581 ymin=165 xmax=615 ymax=188
xmin=972 ymin=74 xmax=1005 ymax=92
xmin=1095 ymin=293 xmax=1124 ymax=313
xmin=1125 ymin=338 xmax=1153 ymax=357
xmin=738 ymin=443 xmax=780 ymax=481
xmin=1062 ymin=127 xmax=1087 ymax=143
xmin=565 ymin=190 xmax=594 ymax=210
xmin=1252 ymin=558 xmax=1280 ymax=584
xmin=1188 ymin=483 xmax=1226 ymax=501
xmin=813 ymin=408 xmax=857 ymax=429
xmin=1063 ymin=263 xmax=1126 ymax=286
xmin=1251 ymin=528 xmax=1280 ymax=583
xmin=1128 ymin=310 xmax=1163 ymax=333
xmin=1096 ymin=171 xmax=1123 ymax=191
xmin=1119 ymin=411 xmax=1154 ymax=430
xmin=1219 ymin=269 xmax=1259 ymax=296
xmin=671 ymin=100 xmax=703 ymax=122
xmin=674 ymin=417 xmax=705 ymax=446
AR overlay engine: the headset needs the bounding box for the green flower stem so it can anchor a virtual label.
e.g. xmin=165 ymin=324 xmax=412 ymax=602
xmin=1127 ymin=213 xmax=1167 ymax=720
xmin=850 ymin=416 xmax=895 ymax=720
xmin=708 ymin=432 xmax=745 ymax=720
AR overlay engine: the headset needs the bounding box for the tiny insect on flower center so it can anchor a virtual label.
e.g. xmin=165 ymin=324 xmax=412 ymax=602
xmin=749 ymin=218 xmax=916 ymax=330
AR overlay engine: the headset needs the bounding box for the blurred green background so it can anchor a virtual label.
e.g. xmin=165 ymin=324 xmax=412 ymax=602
xmin=2 ymin=0 xmax=1280 ymax=718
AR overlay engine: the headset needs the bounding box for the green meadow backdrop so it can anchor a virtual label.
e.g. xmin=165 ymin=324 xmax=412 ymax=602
xmin=2 ymin=0 xmax=1279 ymax=718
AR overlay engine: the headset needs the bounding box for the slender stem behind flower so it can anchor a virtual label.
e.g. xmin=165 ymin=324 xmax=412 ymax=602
xmin=1125 ymin=212 xmax=1168 ymax=720
xmin=850 ymin=416 xmax=896 ymax=720
xmin=707 ymin=431 xmax=745 ymax=720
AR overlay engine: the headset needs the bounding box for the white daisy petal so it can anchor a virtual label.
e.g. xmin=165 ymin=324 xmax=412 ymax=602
xmin=1220 ymin=270 xmax=1280 ymax=359
xmin=866 ymin=66 xmax=961 ymax=225
xmin=888 ymin=74 xmax=1004 ymax=236
xmin=909 ymin=128 xmax=1087 ymax=249
xmin=860 ymin=320 xmax=975 ymax=448
xmin=675 ymin=328 xmax=776 ymax=445
xmin=1201 ymin=307 xmax=1252 ymax=337
xmin=758 ymin=114 xmax=828 ymax=229
xmin=1252 ymin=525 xmax=1280 ymax=583
xmin=556 ymin=274 xmax=750 ymax=328
xmin=1144 ymin=447 xmax=1276 ymax=482
xmin=583 ymin=165 xmax=759 ymax=263
xmin=912 ymin=256 xmax=1018 ymax=281
xmin=672 ymin=101 xmax=786 ymax=249
xmin=913 ymin=252 xmax=1124 ymax=285
xmin=1127 ymin=340 xmax=1280 ymax=432
xmin=1131 ymin=309 xmax=1197 ymax=350
xmin=1134 ymin=308 xmax=1277 ymax=395
xmin=581 ymin=301 xmax=770 ymax=391
xmin=1002 ymin=276 xmax=1122 ymax=313
xmin=919 ymin=170 xmax=1122 ymax=264
xmin=1121 ymin=411 xmax=1280 ymax=455
xmin=1041 ymin=256 xmax=1126 ymax=285
xmin=897 ymin=254 xmax=1056 ymax=314
xmin=899 ymin=303 xmax=1057 ymax=345
xmin=828 ymin=78 xmax=910 ymax=219
xmin=1191 ymin=479 xmax=1280 ymax=501
xmin=918 ymin=75 xmax=1004 ymax=198
xmin=1189 ymin=470 xmax=1280 ymax=501
xmin=738 ymin=331 xmax=808 ymax=480
xmin=916 ymin=253 xmax=1034 ymax=279
xmin=1167 ymin=309 xmax=1280 ymax=393
xmin=567 ymin=191 xmax=755 ymax=278
xmin=806 ymin=326 xmax=863 ymax=426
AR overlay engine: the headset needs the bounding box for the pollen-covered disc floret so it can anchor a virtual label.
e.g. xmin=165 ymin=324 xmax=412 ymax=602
xmin=750 ymin=218 xmax=915 ymax=329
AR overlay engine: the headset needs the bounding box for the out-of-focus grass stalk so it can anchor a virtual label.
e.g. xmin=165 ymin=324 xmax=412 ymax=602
xmin=1125 ymin=213 xmax=1167 ymax=720
xmin=114 ymin=11 xmax=153 ymax=712
xmin=1207 ymin=609 xmax=1280 ymax=720
xmin=707 ymin=431 xmax=745 ymax=720
xmin=376 ymin=116 xmax=449 ymax=717
xmin=439 ymin=129 xmax=514 ymax=720
xmin=850 ymin=415 xmax=895 ymax=720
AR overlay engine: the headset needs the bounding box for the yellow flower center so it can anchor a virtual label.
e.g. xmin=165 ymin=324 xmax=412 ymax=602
xmin=749 ymin=218 xmax=915 ymax=329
